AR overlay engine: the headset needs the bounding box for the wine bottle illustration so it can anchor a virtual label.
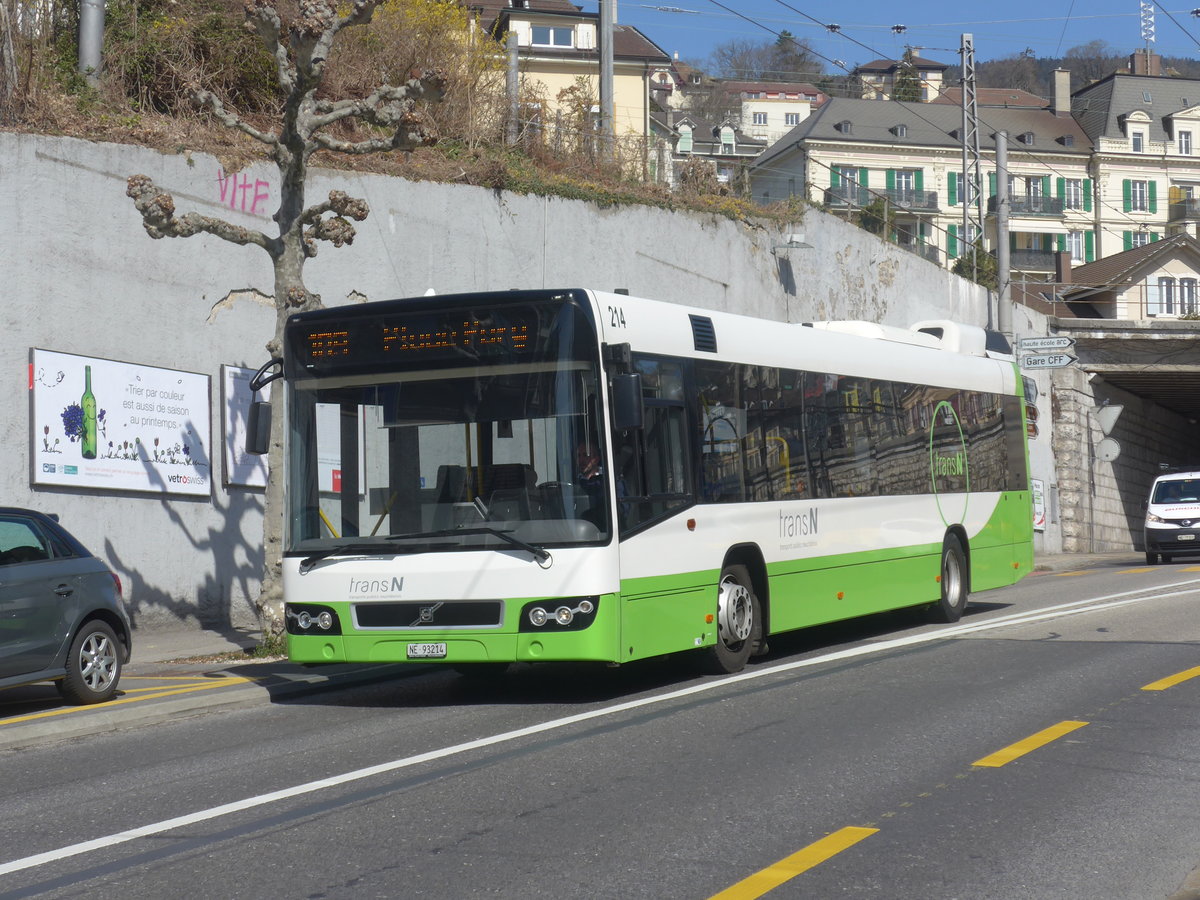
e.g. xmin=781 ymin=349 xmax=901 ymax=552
xmin=81 ymin=366 xmax=97 ymax=460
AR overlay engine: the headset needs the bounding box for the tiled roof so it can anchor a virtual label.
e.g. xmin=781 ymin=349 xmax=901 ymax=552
xmin=751 ymin=95 xmax=1091 ymax=171
xmin=932 ymin=87 xmax=1048 ymax=108
xmin=853 ymin=56 xmax=950 ymax=74
xmin=1072 ymin=72 xmax=1200 ymax=143
xmin=1062 ymin=232 xmax=1200 ymax=297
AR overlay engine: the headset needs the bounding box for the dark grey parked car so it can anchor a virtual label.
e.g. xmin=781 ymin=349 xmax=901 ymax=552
xmin=0 ymin=507 xmax=131 ymax=704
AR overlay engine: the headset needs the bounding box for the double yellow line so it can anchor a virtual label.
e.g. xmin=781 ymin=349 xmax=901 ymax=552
xmin=0 ymin=675 xmax=253 ymax=726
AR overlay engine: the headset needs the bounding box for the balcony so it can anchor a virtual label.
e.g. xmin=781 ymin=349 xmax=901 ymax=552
xmin=824 ymin=186 xmax=940 ymax=212
xmin=1007 ymin=248 xmax=1057 ymax=272
xmin=897 ymin=239 xmax=940 ymax=263
xmin=987 ymin=195 xmax=1065 ymax=217
xmin=1168 ymin=198 xmax=1200 ymax=222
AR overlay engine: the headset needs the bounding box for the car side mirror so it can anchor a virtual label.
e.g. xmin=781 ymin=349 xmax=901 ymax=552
xmin=611 ymin=373 xmax=643 ymax=431
xmin=246 ymin=401 xmax=272 ymax=455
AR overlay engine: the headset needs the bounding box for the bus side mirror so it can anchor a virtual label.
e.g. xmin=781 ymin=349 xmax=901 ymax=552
xmin=611 ymin=373 xmax=643 ymax=431
xmin=246 ymin=401 xmax=272 ymax=455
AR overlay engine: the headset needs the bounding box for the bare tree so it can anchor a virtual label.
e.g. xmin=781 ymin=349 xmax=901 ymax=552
xmin=0 ymin=1 xmax=16 ymax=110
xmin=126 ymin=0 xmax=446 ymax=635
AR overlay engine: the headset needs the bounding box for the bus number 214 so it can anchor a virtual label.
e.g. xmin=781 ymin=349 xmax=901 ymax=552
xmin=608 ymin=306 xmax=627 ymax=328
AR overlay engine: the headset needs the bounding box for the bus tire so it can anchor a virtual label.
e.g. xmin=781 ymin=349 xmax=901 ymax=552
xmin=700 ymin=564 xmax=760 ymax=675
xmin=1146 ymin=551 xmax=1159 ymax=565
xmin=929 ymin=535 xmax=968 ymax=623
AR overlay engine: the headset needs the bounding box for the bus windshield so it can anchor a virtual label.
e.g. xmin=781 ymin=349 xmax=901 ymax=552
xmin=283 ymin=295 xmax=609 ymax=556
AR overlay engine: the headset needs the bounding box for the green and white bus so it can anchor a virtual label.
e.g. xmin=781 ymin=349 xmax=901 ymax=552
xmin=254 ymin=288 xmax=1033 ymax=675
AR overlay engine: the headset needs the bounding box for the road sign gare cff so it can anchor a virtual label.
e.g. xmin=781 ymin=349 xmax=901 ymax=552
xmin=1020 ymin=352 xmax=1077 ymax=369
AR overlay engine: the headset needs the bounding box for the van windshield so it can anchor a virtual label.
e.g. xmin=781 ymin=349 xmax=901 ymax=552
xmin=1152 ymin=478 xmax=1200 ymax=505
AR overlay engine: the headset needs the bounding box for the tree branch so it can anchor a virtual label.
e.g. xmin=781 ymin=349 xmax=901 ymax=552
xmin=192 ymin=89 xmax=280 ymax=146
xmin=243 ymin=0 xmax=295 ymax=93
xmin=126 ymin=175 xmax=271 ymax=250
xmin=297 ymin=190 xmax=370 ymax=256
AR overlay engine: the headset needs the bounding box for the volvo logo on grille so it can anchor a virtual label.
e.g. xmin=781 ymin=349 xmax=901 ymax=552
xmin=412 ymin=602 xmax=444 ymax=626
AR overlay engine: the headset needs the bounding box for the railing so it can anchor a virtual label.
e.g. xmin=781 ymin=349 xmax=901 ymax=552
xmin=1007 ymin=248 xmax=1057 ymax=271
xmin=987 ymin=195 xmax=1066 ymax=216
xmin=1168 ymin=199 xmax=1200 ymax=221
xmin=824 ymin=186 xmax=939 ymax=211
xmin=897 ymin=240 xmax=940 ymax=263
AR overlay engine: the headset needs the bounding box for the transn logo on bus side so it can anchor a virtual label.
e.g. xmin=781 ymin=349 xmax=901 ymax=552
xmin=779 ymin=507 xmax=819 ymax=538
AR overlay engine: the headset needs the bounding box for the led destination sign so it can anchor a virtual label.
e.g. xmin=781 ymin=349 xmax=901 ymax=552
xmin=294 ymin=307 xmax=539 ymax=371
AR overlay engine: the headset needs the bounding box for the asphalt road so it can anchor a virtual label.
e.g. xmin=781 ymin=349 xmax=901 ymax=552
xmin=2 ymin=561 xmax=1200 ymax=899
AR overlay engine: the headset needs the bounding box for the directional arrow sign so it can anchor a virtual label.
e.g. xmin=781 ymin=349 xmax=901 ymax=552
xmin=1020 ymin=352 xmax=1077 ymax=369
xmin=1018 ymin=336 xmax=1075 ymax=351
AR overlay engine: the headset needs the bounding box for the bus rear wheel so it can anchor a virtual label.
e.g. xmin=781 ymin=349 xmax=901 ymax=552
xmin=700 ymin=564 xmax=760 ymax=675
xmin=929 ymin=536 xmax=968 ymax=623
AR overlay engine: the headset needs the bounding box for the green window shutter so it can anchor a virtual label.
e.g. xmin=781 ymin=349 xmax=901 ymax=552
xmin=1085 ymin=231 xmax=1094 ymax=262
xmin=1123 ymin=230 xmax=1133 ymax=250
xmin=1151 ymin=231 xmax=1160 ymax=241
xmin=1010 ymin=233 xmax=1017 ymax=251
xmin=1149 ymin=181 xmax=1158 ymax=213
xmin=988 ymin=172 xmax=996 ymax=197
xmin=1042 ymin=175 xmax=1051 ymax=197
xmin=859 ymin=168 xmax=869 ymax=187
xmin=831 ymin=167 xmax=841 ymax=188
xmin=948 ymin=173 xmax=958 ymax=205
xmin=1083 ymin=178 xmax=1093 ymax=212
xmin=915 ymin=169 xmax=924 ymax=193
xmin=885 ymin=169 xmax=896 ymax=191
xmin=1057 ymin=234 xmax=1066 ymax=252
xmin=1123 ymin=179 xmax=1132 ymax=212
xmin=1044 ymin=234 xmax=1055 ymax=251
xmin=948 ymin=224 xmax=958 ymax=259
xmin=1056 ymin=177 xmax=1065 ymax=199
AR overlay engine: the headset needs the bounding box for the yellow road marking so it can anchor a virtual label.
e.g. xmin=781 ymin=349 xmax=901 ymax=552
xmin=1052 ymin=571 xmax=1086 ymax=577
xmin=709 ymin=826 xmax=878 ymax=899
xmin=0 ymin=677 xmax=252 ymax=726
xmin=121 ymin=675 xmax=243 ymax=682
xmin=973 ymin=721 xmax=1087 ymax=767
xmin=1143 ymin=666 xmax=1200 ymax=691
xmin=1182 ymin=566 xmax=1200 ymax=572
xmin=1119 ymin=567 xmax=1156 ymax=574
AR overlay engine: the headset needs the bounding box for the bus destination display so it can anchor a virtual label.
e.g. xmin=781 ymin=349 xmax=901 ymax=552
xmin=296 ymin=309 xmax=535 ymax=370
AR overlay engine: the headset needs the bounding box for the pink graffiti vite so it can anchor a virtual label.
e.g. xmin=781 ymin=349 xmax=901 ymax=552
xmin=217 ymin=168 xmax=272 ymax=216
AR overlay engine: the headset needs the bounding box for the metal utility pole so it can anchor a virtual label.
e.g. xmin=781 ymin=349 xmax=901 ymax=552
xmin=959 ymin=34 xmax=984 ymax=292
xmin=996 ymin=131 xmax=1012 ymax=333
xmin=598 ymin=0 xmax=615 ymax=159
xmin=79 ymin=0 xmax=105 ymax=87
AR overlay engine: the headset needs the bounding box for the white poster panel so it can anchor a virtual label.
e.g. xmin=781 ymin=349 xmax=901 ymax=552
xmin=222 ymin=365 xmax=270 ymax=488
xmin=31 ymin=349 xmax=212 ymax=496
xmin=1031 ymin=477 xmax=1046 ymax=532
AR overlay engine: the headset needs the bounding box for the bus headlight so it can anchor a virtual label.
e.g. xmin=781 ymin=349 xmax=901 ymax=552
xmin=520 ymin=597 xmax=600 ymax=632
xmin=285 ymin=603 xmax=342 ymax=635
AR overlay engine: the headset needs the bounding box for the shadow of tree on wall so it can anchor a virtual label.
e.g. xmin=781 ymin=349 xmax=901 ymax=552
xmin=98 ymin=417 xmax=265 ymax=633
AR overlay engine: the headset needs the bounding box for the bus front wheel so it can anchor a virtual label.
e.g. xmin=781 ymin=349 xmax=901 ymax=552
xmin=929 ymin=536 xmax=968 ymax=623
xmin=701 ymin=564 xmax=760 ymax=675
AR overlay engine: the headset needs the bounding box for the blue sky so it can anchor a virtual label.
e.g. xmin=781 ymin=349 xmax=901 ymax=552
xmin=577 ymin=2 xmax=1200 ymax=74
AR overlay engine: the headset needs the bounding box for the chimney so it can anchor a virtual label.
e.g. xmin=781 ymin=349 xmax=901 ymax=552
xmin=1130 ymin=49 xmax=1162 ymax=76
xmin=1053 ymin=68 xmax=1071 ymax=117
xmin=1055 ymin=251 xmax=1072 ymax=286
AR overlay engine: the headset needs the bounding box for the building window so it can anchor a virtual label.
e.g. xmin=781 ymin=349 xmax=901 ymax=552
xmin=530 ymin=25 xmax=573 ymax=47
xmin=1132 ymin=131 xmax=1145 ymax=152
xmin=1153 ymin=276 xmax=1176 ymax=315
xmin=752 ymin=112 xmax=767 ymax=126
xmin=1066 ymin=231 xmax=1084 ymax=261
xmin=1131 ymin=230 xmax=1152 ymax=248
xmin=1181 ymin=131 xmax=1193 ymax=155
xmin=1064 ymin=178 xmax=1083 ymax=209
xmin=720 ymin=126 xmax=735 ymax=155
xmin=1130 ymin=180 xmax=1149 ymax=211
xmin=1182 ymin=278 xmax=1198 ymax=315
xmin=893 ymin=170 xmax=915 ymax=193
xmin=677 ymin=126 xmax=692 ymax=154
xmin=785 ymin=112 xmax=800 ymax=126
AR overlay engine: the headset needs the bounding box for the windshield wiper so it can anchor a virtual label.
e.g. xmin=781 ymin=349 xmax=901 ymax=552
xmin=297 ymin=526 xmax=549 ymax=574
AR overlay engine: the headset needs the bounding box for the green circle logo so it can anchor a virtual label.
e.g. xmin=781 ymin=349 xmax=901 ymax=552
xmin=929 ymin=400 xmax=969 ymax=526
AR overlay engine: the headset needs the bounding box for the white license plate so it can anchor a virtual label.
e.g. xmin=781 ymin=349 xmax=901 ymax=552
xmin=1177 ymin=534 xmax=1196 ymax=542
xmin=407 ymin=642 xmax=447 ymax=659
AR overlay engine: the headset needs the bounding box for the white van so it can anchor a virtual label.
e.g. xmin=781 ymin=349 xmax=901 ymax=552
xmin=1144 ymin=470 xmax=1200 ymax=564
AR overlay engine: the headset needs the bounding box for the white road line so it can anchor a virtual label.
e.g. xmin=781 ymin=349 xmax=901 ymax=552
xmin=3 ymin=577 xmax=1198 ymax=878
